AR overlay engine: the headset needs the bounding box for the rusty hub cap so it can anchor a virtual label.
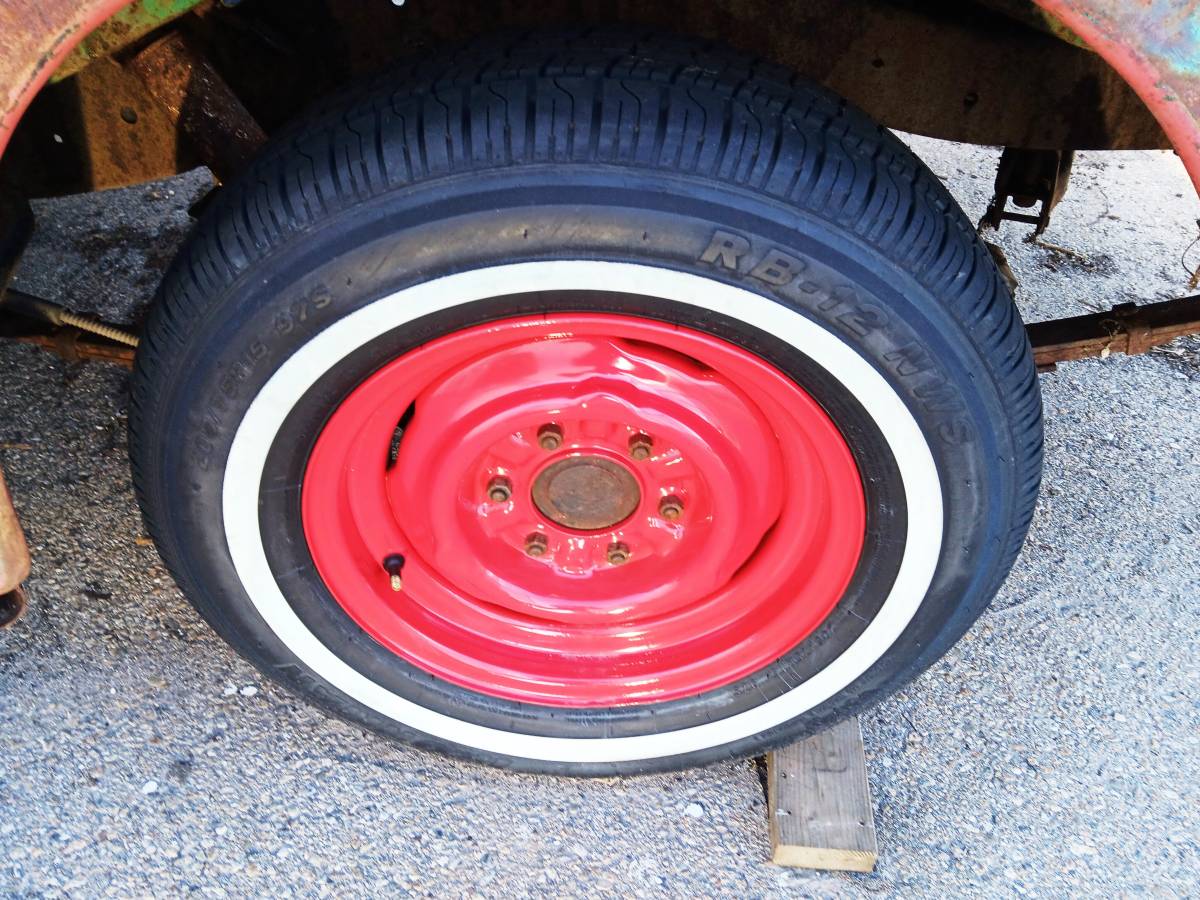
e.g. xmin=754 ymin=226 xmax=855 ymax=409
xmin=531 ymin=455 xmax=642 ymax=531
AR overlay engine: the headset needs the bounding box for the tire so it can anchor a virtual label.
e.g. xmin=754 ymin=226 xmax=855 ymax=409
xmin=129 ymin=29 xmax=1043 ymax=775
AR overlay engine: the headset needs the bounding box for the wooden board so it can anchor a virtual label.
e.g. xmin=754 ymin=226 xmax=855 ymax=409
xmin=767 ymin=716 xmax=878 ymax=872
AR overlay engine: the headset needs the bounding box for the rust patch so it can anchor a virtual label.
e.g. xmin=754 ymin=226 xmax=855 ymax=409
xmin=0 ymin=466 xmax=31 ymax=609
xmin=53 ymin=0 xmax=210 ymax=82
xmin=127 ymin=31 xmax=266 ymax=182
xmin=0 ymin=0 xmax=130 ymax=157
xmin=1034 ymin=0 xmax=1200 ymax=191
xmin=532 ymin=456 xmax=642 ymax=532
xmin=1028 ymin=295 xmax=1200 ymax=370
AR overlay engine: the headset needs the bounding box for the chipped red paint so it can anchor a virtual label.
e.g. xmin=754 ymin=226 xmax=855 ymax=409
xmin=1034 ymin=0 xmax=1200 ymax=193
xmin=0 ymin=0 xmax=133 ymax=158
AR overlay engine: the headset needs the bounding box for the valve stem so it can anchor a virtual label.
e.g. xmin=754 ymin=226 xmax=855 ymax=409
xmin=383 ymin=554 xmax=406 ymax=592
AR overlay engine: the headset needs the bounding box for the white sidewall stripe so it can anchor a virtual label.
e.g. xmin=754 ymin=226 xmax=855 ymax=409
xmin=223 ymin=262 xmax=943 ymax=763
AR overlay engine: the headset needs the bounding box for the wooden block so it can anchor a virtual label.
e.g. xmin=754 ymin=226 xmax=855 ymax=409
xmin=767 ymin=716 xmax=878 ymax=872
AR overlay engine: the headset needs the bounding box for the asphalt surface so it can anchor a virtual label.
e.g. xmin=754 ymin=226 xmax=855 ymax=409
xmin=2 ymin=138 xmax=1198 ymax=898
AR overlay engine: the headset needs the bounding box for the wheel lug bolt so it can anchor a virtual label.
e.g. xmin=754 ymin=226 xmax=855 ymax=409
xmin=628 ymin=433 xmax=653 ymax=460
xmin=659 ymin=496 xmax=684 ymax=520
xmin=525 ymin=533 xmax=548 ymax=557
xmin=487 ymin=477 xmax=512 ymax=503
xmin=607 ymin=542 xmax=631 ymax=565
xmin=537 ymin=424 xmax=563 ymax=451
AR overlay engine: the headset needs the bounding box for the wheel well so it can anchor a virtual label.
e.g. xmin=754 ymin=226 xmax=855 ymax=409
xmin=0 ymin=0 xmax=1171 ymax=197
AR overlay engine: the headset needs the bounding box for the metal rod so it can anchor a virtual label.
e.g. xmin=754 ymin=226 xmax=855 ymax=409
xmin=4 ymin=329 xmax=136 ymax=367
xmin=1026 ymin=295 xmax=1200 ymax=370
xmin=3 ymin=289 xmax=140 ymax=347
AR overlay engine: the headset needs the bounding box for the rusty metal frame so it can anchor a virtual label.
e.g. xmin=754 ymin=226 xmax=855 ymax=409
xmin=127 ymin=31 xmax=266 ymax=183
xmin=4 ymin=2 xmax=1200 ymax=174
xmin=9 ymin=297 xmax=1197 ymax=374
xmin=1 ymin=0 xmax=136 ymax=157
xmin=51 ymin=0 xmax=208 ymax=83
xmin=0 ymin=327 xmax=136 ymax=368
xmin=981 ymin=148 xmax=1075 ymax=235
xmin=1027 ymin=295 xmax=1200 ymax=370
xmin=1031 ymin=0 xmax=1200 ymax=194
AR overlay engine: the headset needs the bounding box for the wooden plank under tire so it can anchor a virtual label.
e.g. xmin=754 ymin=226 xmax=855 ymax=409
xmin=767 ymin=716 xmax=878 ymax=872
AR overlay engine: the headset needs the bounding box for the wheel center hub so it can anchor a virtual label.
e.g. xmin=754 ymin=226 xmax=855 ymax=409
xmin=531 ymin=455 xmax=641 ymax=531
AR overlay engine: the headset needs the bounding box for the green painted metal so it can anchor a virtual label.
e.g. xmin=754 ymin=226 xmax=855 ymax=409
xmin=51 ymin=0 xmax=206 ymax=82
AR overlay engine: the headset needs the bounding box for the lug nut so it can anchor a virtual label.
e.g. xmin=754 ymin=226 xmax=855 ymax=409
xmin=525 ymin=533 xmax=548 ymax=557
xmin=537 ymin=424 xmax=563 ymax=451
xmin=659 ymin=496 xmax=684 ymax=520
xmin=607 ymin=542 xmax=631 ymax=565
xmin=487 ymin=477 xmax=512 ymax=503
xmin=628 ymin=433 xmax=653 ymax=460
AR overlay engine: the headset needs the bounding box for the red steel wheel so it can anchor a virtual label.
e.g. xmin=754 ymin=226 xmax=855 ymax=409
xmin=302 ymin=314 xmax=866 ymax=706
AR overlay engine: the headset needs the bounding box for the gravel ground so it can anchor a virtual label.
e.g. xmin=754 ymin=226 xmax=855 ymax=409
xmin=1 ymin=137 xmax=1198 ymax=898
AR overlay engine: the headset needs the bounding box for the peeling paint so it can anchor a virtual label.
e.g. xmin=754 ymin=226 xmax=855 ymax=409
xmin=1035 ymin=0 xmax=1200 ymax=193
xmin=52 ymin=0 xmax=208 ymax=82
xmin=0 ymin=1 xmax=132 ymax=153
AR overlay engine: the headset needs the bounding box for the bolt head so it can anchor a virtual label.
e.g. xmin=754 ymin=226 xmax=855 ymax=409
xmin=537 ymin=424 xmax=563 ymax=451
xmin=525 ymin=533 xmax=548 ymax=557
xmin=628 ymin=433 xmax=653 ymax=460
xmin=607 ymin=542 xmax=631 ymax=565
xmin=487 ymin=477 xmax=512 ymax=503
xmin=659 ymin=496 xmax=684 ymax=520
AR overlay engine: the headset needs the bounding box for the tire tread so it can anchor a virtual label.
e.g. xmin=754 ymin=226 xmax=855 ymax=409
xmin=130 ymin=27 xmax=1043 ymax=772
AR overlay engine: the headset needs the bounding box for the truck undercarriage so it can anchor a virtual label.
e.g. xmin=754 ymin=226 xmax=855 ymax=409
xmin=0 ymin=0 xmax=1197 ymax=772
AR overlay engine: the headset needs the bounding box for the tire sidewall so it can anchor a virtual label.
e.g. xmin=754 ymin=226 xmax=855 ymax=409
xmin=142 ymin=164 xmax=1016 ymax=773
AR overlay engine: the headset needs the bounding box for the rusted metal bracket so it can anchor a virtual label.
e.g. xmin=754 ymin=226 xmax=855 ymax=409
xmin=0 ymin=290 xmax=137 ymax=367
xmin=0 ymin=466 xmax=30 ymax=628
xmin=2 ymin=327 xmax=136 ymax=368
xmin=51 ymin=0 xmax=211 ymax=84
xmin=1027 ymin=295 xmax=1200 ymax=371
xmin=982 ymin=147 xmax=1074 ymax=236
xmin=127 ymin=31 xmax=266 ymax=183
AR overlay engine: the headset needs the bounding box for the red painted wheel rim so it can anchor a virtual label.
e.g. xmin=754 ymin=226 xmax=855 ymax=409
xmin=302 ymin=313 xmax=865 ymax=707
